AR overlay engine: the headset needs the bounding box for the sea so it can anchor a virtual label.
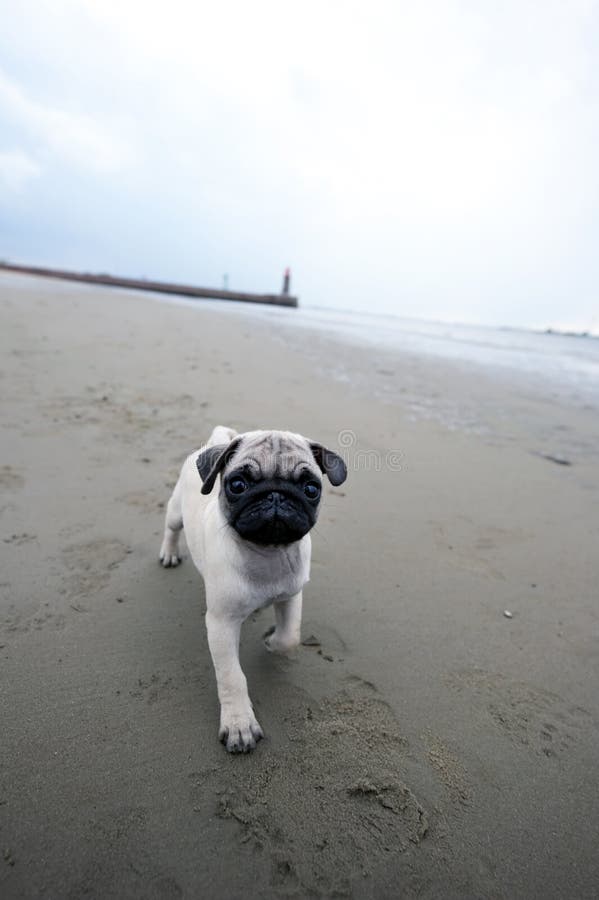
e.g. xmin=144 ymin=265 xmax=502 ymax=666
xmin=165 ymin=296 xmax=599 ymax=409
xmin=157 ymin=295 xmax=599 ymax=459
xmin=4 ymin=271 xmax=598 ymax=455
xmin=5 ymin=270 xmax=598 ymax=400
xmin=248 ymin=303 xmax=599 ymax=396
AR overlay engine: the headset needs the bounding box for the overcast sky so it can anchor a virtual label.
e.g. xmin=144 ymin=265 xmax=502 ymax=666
xmin=1 ymin=0 xmax=598 ymax=331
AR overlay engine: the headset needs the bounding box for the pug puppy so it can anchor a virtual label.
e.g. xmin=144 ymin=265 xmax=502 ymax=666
xmin=159 ymin=425 xmax=347 ymax=752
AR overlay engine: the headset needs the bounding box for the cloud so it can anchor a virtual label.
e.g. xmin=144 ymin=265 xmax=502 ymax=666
xmin=0 ymin=149 xmax=41 ymax=191
xmin=0 ymin=1 xmax=598 ymax=326
xmin=0 ymin=68 xmax=133 ymax=173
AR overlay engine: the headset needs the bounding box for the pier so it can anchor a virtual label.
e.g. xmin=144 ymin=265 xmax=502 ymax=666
xmin=0 ymin=262 xmax=298 ymax=308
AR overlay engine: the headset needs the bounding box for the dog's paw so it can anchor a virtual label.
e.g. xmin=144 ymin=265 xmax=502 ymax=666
xmin=219 ymin=710 xmax=264 ymax=753
xmin=159 ymin=551 xmax=181 ymax=568
xmin=263 ymin=625 xmax=300 ymax=654
xmin=159 ymin=537 xmax=181 ymax=568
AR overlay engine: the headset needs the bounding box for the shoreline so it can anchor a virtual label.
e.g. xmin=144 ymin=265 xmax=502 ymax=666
xmin=97 ymin=275 xmax=599 ymax=464
xmin=1 ymin=273 xmax=598 ymax=898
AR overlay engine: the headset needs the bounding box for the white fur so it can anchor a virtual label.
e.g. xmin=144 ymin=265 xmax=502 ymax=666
xmin=159 ymin=426 xmax=312 ymax=752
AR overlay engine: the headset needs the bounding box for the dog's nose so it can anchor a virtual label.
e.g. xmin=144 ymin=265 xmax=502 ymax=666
xmin=267 ymin=491 xmax=284 ymax=506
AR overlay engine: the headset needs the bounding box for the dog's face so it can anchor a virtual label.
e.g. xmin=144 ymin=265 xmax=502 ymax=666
xmin=196 ymin=430 xmax=347 ymax=546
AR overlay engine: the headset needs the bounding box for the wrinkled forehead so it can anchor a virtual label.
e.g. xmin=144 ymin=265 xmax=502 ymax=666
xmin=229 ymin=431 xmax=317 ymax=480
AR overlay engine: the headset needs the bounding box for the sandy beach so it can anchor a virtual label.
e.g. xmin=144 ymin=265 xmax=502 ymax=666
xmin=1 ymin=273 xmax=598 ymax=899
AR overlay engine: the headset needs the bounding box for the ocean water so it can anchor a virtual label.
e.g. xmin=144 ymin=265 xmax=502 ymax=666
xmin=141 ymin=294 xmax=598 ymax=460
xmin=3 ymin=270 xmax=598 ymax=412
xmin=191 ymin=299 xmax=599 ymax=406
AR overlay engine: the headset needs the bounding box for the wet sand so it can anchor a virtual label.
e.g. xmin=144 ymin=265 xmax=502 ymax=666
xmin=1 ymin=273 xmax=598 ymax=898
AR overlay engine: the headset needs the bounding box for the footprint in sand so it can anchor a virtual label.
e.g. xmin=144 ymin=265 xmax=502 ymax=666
xmin=423 ymin=731 xmax=471 ymax=806
xmin=446 ymin=668 xmax=594 ymax=758
xmin=70 ymin=805 xmax=183 ymax=899
xmin=0 ymin=465 xmax=24 ymax=491
xmin=119 ymin=490 xmax=164 ymax=514
xmin=196 ymin=678 xmax=427 ymax=896
xmin=430 ymin=518 xmax=531 ymax=581
xmin=3 ymin=532 xmax=36 ymax=546
xmin=0 ymin=597 xmax=65 ymax=636
xmin=128 ymin=666 xmax=208 ymax=705
xmin=2 ymin=538 xmax=130 ymax=636
xmin=61 ymin=538 xmax=130 ymax=602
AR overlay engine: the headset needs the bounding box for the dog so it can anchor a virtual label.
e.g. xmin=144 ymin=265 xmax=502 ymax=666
xmin=159 ymin=426 xmax=347 ymax=752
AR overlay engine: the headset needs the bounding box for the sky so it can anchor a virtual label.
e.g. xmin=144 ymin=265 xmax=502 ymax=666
xmin=1 ymin=0 xmax=598 ymax=332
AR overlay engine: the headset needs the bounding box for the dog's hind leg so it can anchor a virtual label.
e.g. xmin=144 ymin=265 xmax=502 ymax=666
xmin=159 ymin=478 xmax=183 ymax=567
xmin=264 ymin=592 xmax=303 ymax=653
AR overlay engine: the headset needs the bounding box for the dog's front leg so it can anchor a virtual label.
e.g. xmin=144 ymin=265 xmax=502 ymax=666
xmin=264 ymin=591 xmax=303 ymax=653
xmin=205 ymin=610 xmax=264 ymax=753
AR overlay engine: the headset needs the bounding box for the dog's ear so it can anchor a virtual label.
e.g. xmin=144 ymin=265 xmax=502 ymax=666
xmin=309 ymin=442 xmax=347 ymax=486
xmin=196 ymin=437 xmax=241 ymax=495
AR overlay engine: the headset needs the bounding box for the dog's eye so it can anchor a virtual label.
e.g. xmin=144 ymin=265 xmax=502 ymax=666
xmin=303 ymin=481 xmax=321 ymax=500
xmin=229 ymin=477 xmax=248 ymax=495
